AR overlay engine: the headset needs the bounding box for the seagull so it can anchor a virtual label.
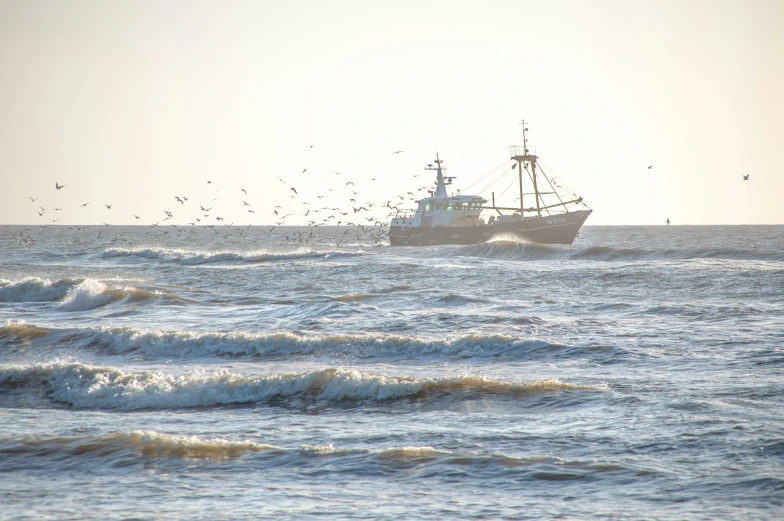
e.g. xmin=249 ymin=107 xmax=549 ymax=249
xmin=302 ymin=169 xmax=307 ymax=173
xmin=243 ymin=200 xmax=250 ymax=206
xmin=28 ymin=197 xmax=37 ymax=202
xmin=55 ymin=182 xmax=66 ymax=190
xmin=346 ymin=181 xmax=354 ymax=186
xmin=105 ymin=204 xmax=112 ymax=209
xmin=666 ymin=218 xmax=670 ymax=225
xmin=80 ymin=203 xmax=90 ymax=207
xmin=647 ymin=166 xmax=653 ymax=170
xmin=742 ymin=175 xmax=749 ymax=181
xmin=290 ymin=187 xmax=298 ymax=194
xmin=175 ymin=197 xmax=184 ymax=204
xmin=392 ymin=151 xmax=404 ymax=154
xmin=133 ymin=215 xmax=140 ymax=219
xmin=207 ymin=180 xmax=212 ymax=184
xmin=241 ymin=188 xmax=247 ymax=194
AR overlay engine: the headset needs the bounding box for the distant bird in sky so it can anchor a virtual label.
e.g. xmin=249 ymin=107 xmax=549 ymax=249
xmin=241 ymin=188 xmax=247 ymax=194
xmin=290 ymin=187 xmax=298 ymax=194
xmin=309 ymin=145 xmax=314 ymax=148
xmin=742 ymin=175 xmax=749 ymax=180
xmin=80 ymin=203 xmax=90 ymax=207
xmin=647 ymin=166 xmax=653 ymax=170
xmin=28 ymin=196 xmax=37 ymax=202
xmin=105 ymin=204 xmax=112 ymax=209
xmin=666 ymin=218 xmax=670 ymax=225
xmin=392 ymin=151 xmax=404 ymax=154
xmin=276 ymin=177 xmax=286 ymax=184
xmin=302 ymin=169 xmax=307 ymax=173
xmin=207 ymin=180 xmax=212 ymax=184
xmin=346 ymin=181 xmax=354 ymax=186
xmin=133 ymin=215 xmax=140 ymax=219
xmin=55 ymin=182 xmax=66 ymax=190
xmin=243 ymin=200 xmax=250 ymax=206
xmin=175 ymin=197 xmax=184 ymax=204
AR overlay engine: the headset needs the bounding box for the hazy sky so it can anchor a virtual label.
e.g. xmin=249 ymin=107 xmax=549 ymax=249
xmin=1 ymin=0 xmax=782 ymax=226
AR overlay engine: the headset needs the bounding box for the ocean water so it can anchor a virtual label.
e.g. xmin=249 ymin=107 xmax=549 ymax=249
xmin=1 ymin=224 xmax=782 ymax=520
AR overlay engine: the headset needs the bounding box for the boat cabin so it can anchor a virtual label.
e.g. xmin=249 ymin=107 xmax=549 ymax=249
xmin=392 ymin=194 xmax=488 ymax=228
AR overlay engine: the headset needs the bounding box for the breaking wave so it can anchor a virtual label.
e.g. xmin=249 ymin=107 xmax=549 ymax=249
xmin=0 ymin=362 xmax=604 ymax=410
xmin=0 ymin=277 xmax=183 ymax=311
xmin=1 ymin=430 xmax=635 ymax=481
xmin=59 ymin=279 xmax=180 ymax=311
xmin=101 ymin=247 xmax=365 ymax=265
xmin=0 ymin=324 xmax=621 ymax=361
xmin=0 ymin=277 xmax=82 ymax=302
xmin=0 ymin=431 xmax=276 ymax=462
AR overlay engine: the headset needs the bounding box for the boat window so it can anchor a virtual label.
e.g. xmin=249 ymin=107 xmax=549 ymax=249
xmin=447 ymin=204 xmax=453 ymax=211
xmin=425 ymin=203 xmax=431 ymax=211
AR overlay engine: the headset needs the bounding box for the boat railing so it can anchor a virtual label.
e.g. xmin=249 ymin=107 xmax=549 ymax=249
xmin=394 ymin=209 xmax=417 ymax=219
xmin=509 ymin=145 xmax=537 ymax=157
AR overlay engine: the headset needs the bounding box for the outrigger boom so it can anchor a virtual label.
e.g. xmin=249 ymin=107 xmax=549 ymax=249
xmin=388 ymin=120 xmax=592 ymax=246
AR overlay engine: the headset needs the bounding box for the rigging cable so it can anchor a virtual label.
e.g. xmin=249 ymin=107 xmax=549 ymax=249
xmin=457 ymin=158 xmax=513 ymax=193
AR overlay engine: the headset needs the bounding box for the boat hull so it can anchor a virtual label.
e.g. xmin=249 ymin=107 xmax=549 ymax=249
xmin=388 ymin=210 xmax=592 ymax=246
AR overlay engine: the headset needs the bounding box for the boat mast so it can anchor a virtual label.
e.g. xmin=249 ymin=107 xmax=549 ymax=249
xmin=510 ymin=119 xmax=542 ymax=216
xmin=426 ymin=154 xmax=448 ymax=198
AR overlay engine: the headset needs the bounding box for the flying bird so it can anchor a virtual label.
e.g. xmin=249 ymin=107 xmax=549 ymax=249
xmin=28 ymin=197 xmax=37 ymax=202
xmin=55 ymin=182 xmax=66 ymax=190
xmin=133 ymin=215 xmax=140 ymax=219
xmin=175 ymin=197 xmax=184 ymax=204
xmin=392 ymin=151 xmax=404 ymax=154
xmin=742 ymin=175 xmax=749 ymax=181
xmin=666 ymin=218 xmax=670 ymax=225
xmin=241 ymin=188 xmax=247 ymax=194
xmin=105 ymin=204 xmax=112 ymax=209
xmin=647 ymin=166 xmax=653 ymax=170
xmin=80 ymin=203 xmax=90 ymax=207
xmin=290 ymin=187 xmax=298 ymax=194
xmin=346 ymin=181 xmax=354 ymax=186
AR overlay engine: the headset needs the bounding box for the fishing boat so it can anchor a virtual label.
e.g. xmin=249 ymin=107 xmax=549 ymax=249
xmin=388 ymin=121 xmax=592 ymax=246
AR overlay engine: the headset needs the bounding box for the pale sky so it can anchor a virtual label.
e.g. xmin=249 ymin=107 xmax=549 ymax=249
xmin=1 ymin=0 xmax=782 ymax=226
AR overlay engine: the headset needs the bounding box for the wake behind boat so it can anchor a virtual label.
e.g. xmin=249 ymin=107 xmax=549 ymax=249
xmin=389 ymin=121 xmax=592 ymax=246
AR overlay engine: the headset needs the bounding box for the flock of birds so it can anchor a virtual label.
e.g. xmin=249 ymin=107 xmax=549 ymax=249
xmin=8 ymin=155 xmax=755 ymax=243
xmin=9 ymin=148 xmax=440 ymax=246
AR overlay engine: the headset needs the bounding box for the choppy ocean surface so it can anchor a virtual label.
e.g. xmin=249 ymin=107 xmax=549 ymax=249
xmin=1 ymin=224 xmax=782 ymax=520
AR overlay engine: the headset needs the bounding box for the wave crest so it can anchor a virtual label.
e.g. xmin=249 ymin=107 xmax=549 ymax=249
xmin=14 ymin=325 xmax=579 ymax=360
xmin=0 ymin=277 xmax=82 ymax=302
xmin=449 ymin=241 xmax=784 ymax=262
xmin=0 ymin=362 xmax=604 ymax=410
xmin=101 ymin=247 xmax=364 ymax=265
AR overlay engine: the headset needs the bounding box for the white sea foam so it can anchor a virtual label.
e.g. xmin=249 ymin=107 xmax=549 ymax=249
xmin=0 ymin=362 xmax=604 ymax=410
xmin=101 ymin=247 xmax=363 ymax=265
xmin=57 ymin=327 xmax=561 ymax=359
